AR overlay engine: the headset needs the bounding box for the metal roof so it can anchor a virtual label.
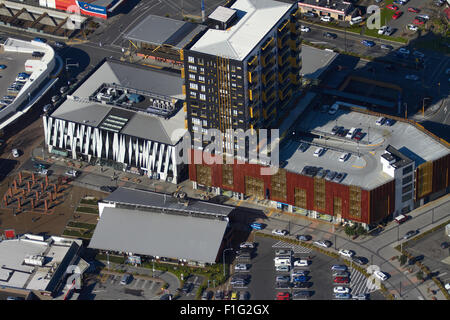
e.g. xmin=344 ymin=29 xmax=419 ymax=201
xmin=300 ymin=46 xmax=338 ymax=80
xmin=103 ymin=187 xmax=235 ymax=217
xmin=189 ymin=0 xmax=294 ymax=60
xmin=88 ymin=206 xmax=229 ymax=263
xmin=50 ymin=60 xmax=186 ymax=145
xmin=124 ymin=15 xmax=207 ymax=49
xmin=208 ymin=6 xmax=236 ymax=23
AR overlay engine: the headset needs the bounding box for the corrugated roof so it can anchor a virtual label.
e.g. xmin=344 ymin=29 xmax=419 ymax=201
xmin=88 ymin=206 xmax=229 ymax=263
xmin=103 ymin=187 xmax=235 ymax=217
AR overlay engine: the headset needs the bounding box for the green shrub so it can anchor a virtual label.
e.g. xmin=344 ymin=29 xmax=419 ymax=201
xmin=75 ymin=206 xmax=99 ymax=214
xmin=399 ymin=255 xmax=407 ymax=266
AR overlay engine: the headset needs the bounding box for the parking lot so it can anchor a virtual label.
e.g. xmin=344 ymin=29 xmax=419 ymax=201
xmin=0 ymin=51 xmax=30 ymax=105
xmin=227 ymin=235 xmax=385 ymax=300
xmin=404 ymin=227 xmax=450 ymax=285
xmin=84 ymin=272 xmax=163 ymax=300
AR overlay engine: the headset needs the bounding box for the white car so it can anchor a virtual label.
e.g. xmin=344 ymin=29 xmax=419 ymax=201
xmin=339 ymin=153 xmax=350 ymax=162
xmin=272 ymin=229 xmax=288 ymax=236
xmin=373 ymin=270 xmax=388 ymax=281
xmin=328 ymin=104 xmax=339 ymax=114
xmin=398 ymin=48 xmax=410 ymax=55
xmin=376 ymin=117 xmax=386 ymax=126
xmin=378 ymin=26 xmax=387 ymax=35
xmin=405 ymin=74 xmax=419 ymax=81
xmin=334 ymin=286 xmax=351 ymax=294
xmin=300 ymin=25 xmax=311 ymax=32
xmin=240 ymin=242 xmax=255 ymax=249
xmin=275 ymin=265 xmax=290 ymax=272
xmin=314 ymin=240 xmax=331 ymax=248
xmin=11 ymin=148 xmax=19 ymax=158
xmin=407 ymin=24 xmax=418 ymax=32
xmin=313 ymin=147 xmax=325 ymax=157
xmin=294 ymin=259 xmax=309 ymax=267
xmin=235 ymin=263 xmax=248 ymax=271
xmin=65 ymin=170 xmax=79 ymax=177
xmin=36 ymin=169 xmax=48 ymax=175
xmin=320 ymin=16 xmax=332 ymax=22
xmin=339 ymin=249 xmax=355 ymax=258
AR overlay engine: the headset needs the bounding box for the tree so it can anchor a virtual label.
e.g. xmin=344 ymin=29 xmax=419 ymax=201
xmin=399 ymin=255 xmax=407 ymax=266
xmin=344 ymin=225 xmax=357 ymax=236
xmin=416 ymin=270 xmax=424 ymax=281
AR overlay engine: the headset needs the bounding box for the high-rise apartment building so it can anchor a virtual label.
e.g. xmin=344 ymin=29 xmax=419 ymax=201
xmin=182 ymin=0 xmax=302 ymax=154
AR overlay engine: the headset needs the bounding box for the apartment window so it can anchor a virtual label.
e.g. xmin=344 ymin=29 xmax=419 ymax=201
xmin=192 ymin=118 xmax=201 ymax=125
xmin=202 ymin=120 xmax=207 ymax=126
xmin=402 ymin=175 xmax=412 ymax=185
xmin=198 ymin=75 xmax=205 ymax=82
xmin=198 ymin=58 xmax=204 ymax=65
xmin=189 ymin=73 xmax=196 ymax=81
xmin=403 ymin=165 xmax=413 ymax=175
xmin=201 ymin=85 xmax=206 ymax=92
xmin=402 ymin=193 xmax=413 ymax=202
xmin=189 ymin=83 xmax=198 ymax=90
xmin=200 ymin=67 xmax=205 ymax=74
xmin=402 ymin=184 xmax=413 ymax=194
xmin=188 ymin=56 xmax=195 ymax=63
xmin=192 ymin=125 xmax=199 ymax=132
xmin=199 ymin=93 xmax=206 ymax=101
xmin=190 ymin=92 xmax=197 ymax=99
xmin=188 ymin=65 xmax=197 ymax=72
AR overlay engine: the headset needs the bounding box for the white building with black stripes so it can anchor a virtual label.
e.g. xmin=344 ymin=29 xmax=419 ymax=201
xmin=43 ymin=59 xmax=188 ymax=183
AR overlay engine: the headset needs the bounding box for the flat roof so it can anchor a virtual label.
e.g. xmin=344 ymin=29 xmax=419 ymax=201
xmin=50 ymin=60 xmax=186 ymax=145
xmin=103 ymin=187 xmax=235 ymax=217
xmin=300 ymin=46 xmax=338 ymax=80
xmin=208 ymin=6 xmax=236 ymax=22
xmin=189 ymin=0 xmax=294 ymax=60
xmin=124 ymin=15 xmax=207 ymax=49
xmin=89 ymin=206 xmax=229 ymax=263
xmin=281 ymin=107 xmax=450 ymax=190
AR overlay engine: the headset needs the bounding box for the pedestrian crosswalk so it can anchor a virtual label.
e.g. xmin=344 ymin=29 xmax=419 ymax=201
xmin=350 ymin=270 xmax=378 ymax=295
xmin=272 ymin=241 xmax=312 ymax=254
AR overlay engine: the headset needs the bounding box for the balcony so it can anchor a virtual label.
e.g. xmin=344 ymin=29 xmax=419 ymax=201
xmin=278 ymin=51 xmax=290 ymax=66
xmin=277 ymin=32 xmax=290 ymax=48
xmin=278 ymin=68 xmax=290 ymax=83
xmin=262 ymin=69 xmax=275 ymax=86
xmin=261 ymin=52 xmax=275 ymax=68
xmin=261 ymin=37 xmax=275 ymax=53
xmin=277 ymin=19 xmax=290 ymax=36
xmin=248 ymin=55 xmax=259 ymax=71
xmin=262 ymin=87 xmax=275 ymax=102
xmin=248 ymin=69 xmax=259 ymax=85
xmin=289 ymin=53 xmax=301 ymax=67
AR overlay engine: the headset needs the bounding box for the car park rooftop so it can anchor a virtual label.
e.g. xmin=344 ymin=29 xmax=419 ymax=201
xmin=280 ymin=106 xmax=450 ymax=190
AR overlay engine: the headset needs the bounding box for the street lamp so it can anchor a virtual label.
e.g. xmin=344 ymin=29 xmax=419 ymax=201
xmin=223 ymin=248 xmax=234 ymax=277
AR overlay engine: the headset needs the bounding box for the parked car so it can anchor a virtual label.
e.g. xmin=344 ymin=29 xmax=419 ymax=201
xmin=54 ymin=41 xmax=65 ymax=48
xmin=320 ymin=16 xmax=332 ymax=22
xmin=120 ymin=274 xmax=131 ymax=285
xmin=353 ymin=131 xmax=364 ymax=141
xmin=303 ymin=12 xmax=316 ymax=18
xmin=313 ymin=147 xmax=325 ymax=157
xmin=413 ymin=17 xmax=426 ymax=25
xmin=296 ymin=234 xmax=312 ymax=241
xmin=276 ymin=275 xmax=291 ymax=283
xmin=201 ymin=290 xmax=213 ymax=300
xmin=293 ymin=275 xmax=308 ymax=283
xmin=231 ymin=292 xmax=238 ymax=300
xmin=60 ymin=86 xmax=69 ymax=94
xmin=272 ymin=229 xmax=288 ymax=236
xmin=328 ymin=104 xmax=339 ymax=114
xmin=333 ymin=173 xmax=346 ymax=183
xmin=325 ymin=171 xmax=337 ymax=181
xmin=352 ymin=256 xmax=367 ymax=266
xmin=334 ymin=277 xmax=350 ymax=284
xmin=403 ymin=230 xmax=418 ymax=239
xmin=32 ymin=51 xmax=44 ymax=58
xmin=292 ymin=282 xmax=310 ymax=288
xmin=240 ymin=291 xmax=250 ymax=300
xmin=235 ymin=263 xmax=248 ymax=271
xmin=276 ymin=292 xmax=290 ymax=300
xmin=353 ymin=293 xmax=369 ymax=300
xmin=335 ymin=293 xmax=352 ymax=299
xmin=100 ymin=185 xmax=116 ymax=193
xmin=339 ymin=152 xmax=350 ymax=162
xmin=293 ymin=290 xmax=310 ymax=299
xmin=35 ymin=168 xmax=48 ymax=176
xmin=275 ymin=249 xmax=292 ymax=256
xmin=51 ymin=95 xmax=60 ymax=103
xmin=300 ymin=25 xmax=311 ymax=32
xmin=385 ymin=118 xmax=395 ymax=126
xmin=339 ymin=249 xmax=355 ymax=258
xmin=373 ymin=270 xmax=388 ymax=281
xmin=276 ymin=265 xmax=290 ymax=272
xmin=333 ymin=271 xmax=350 ymax=277
xmin=440 ymin=242 xmax=449 ymax=249
xmin=240 ymin=242 xmax=255 ymax=249
xmin=394 ymin=214 xmax=409 ymax=224
xmin=386 ymin=4 xmax=399 ymax=10
xmin=314 ymin=240 xmax=332 ymax=248
xmin=215 ymin=290 xmax=224 ymax=300
xmin=65 ymin=170 xmax=79 ymax=177
xmin=293 ymin=259 xmax=309 ymax=267
xmin=334 ymin=286 xmax=351 ymax=294
xmin=381 ymin=44 xmax=394 ymax=51
xmin=407 ymin=24 xmax=418 ymax=31
xmin=408 ymin=7 xmax=420 ymax=13
xmin=33 ymin=37 xmax=47 ymax=43
xmin=0 ymin=64 xmax=7 ymax=69
xmin=323 ymin=32 xmax=337 ymax=39
xmin=376 ymin=117 xmax=386 ymax=126
xmin=398 ymin=48 xmax=410 ymax=55
xmin=331 ymin=265 xmax=348 ymax=271
xmin=361 ymin=40 xmax=375 ymax=47
xmin=250 ymin=222 xmax=263 ymax=230
xmin=11 ymin=148 xmax=20 ymax=158
xmin=392 ymin=11 xmax=403 ymax=20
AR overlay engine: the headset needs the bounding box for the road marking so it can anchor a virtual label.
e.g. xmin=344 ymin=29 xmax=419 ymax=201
xmin=149 ymin=281 xmax=155 ymax=290
xmin=141 ymin=280 xmax=147 ymax=289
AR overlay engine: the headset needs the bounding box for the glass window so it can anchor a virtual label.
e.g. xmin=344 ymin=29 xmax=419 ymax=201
xmin=188 ymin=56 xmax=195 ymax=63
xmin=403 ymin=165 xmax=413 ymax=175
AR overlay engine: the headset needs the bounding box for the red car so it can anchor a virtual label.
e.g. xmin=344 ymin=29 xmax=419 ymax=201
xmin=386 ymin=4 xmax=399 ymax=10
xmin=334 ymin=277 xmax=350 ymax=284
xmin=392 ymin=11 xmax=403 ymax=20
xmin=352 ymin=131 xmax=364 ymax=141
xmin=408 ymin=7 xmax=420 ymax=13
xmin=276 ymin=292 xmax=290 ymax=300
xmin=413 ymin=18 xmax=425 ymax=25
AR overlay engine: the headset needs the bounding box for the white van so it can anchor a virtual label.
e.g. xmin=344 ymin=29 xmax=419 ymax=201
xmin=274 ymin=257 xmax=291 ymax=267
xmin=350 ymin=16 xmax=363 ymax=25
xmin=346 ymin=127 xmax=357 ymax=139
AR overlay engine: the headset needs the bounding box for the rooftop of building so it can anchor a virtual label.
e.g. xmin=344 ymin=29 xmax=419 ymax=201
xmin=102 ymin=187 xmax=235 ymax=218
xmin=50 ymin=59 xmax=187 ymax=145
xmin=0 ymin=235 xmax=81 ymax=291
xmin=124 ymin=14 xmax=207 ymax=50
xmin=300 ymin=45 xmax=338 ymax=80
xmin=188 ymin=0 xmax=294 ymax=60
xmin=89 ymin=205 xmax=229 ymax=264
xmin=278 ymin=101 xmax=449 ymax=190
xmin=298 ymin=0 xmax=353 ymax=12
